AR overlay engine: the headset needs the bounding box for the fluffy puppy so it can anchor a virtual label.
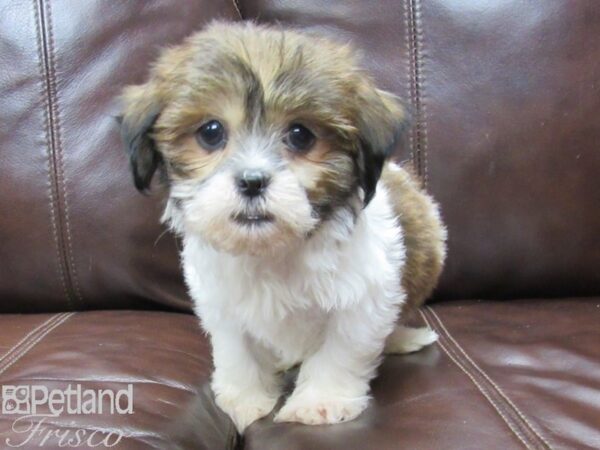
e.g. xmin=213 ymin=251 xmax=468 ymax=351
xmin=120 ymin=21 xmax=446 ymax=432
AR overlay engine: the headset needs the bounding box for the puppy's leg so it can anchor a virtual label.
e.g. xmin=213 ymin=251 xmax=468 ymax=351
xmin=384 ymin=325 xmax=438 ymax=354
xmin=209 ymin=325 xmax=280 ymax=433
xmin=274 ymin=297 xmax=397 ymax=425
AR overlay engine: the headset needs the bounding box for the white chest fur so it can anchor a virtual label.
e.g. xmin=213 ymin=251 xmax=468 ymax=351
xmin=181 ymin=186 xmax=406 ymax=368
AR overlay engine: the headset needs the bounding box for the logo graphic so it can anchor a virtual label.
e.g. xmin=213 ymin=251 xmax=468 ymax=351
xmin=2 ymin=386 xmax=31 ymax=415
xmin=1 ymin=384 xmax=134 ymax=416
xmin=1 ymin=384 xmax=133 ymax=448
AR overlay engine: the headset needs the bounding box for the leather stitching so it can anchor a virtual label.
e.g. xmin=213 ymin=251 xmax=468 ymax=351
xmin=422 ymin=308 xmax=553 ymax=450
xmin=419 ymin=310 xmax=533 ymax=449
xmin=0 ymin=314 xmax=68 ymax=376
xmin=32 ymin=0 xmax=72 ymax=309
xmin=0 ymin=313 xmax=75 ymax=378
xmin=0 ymin=315 xmax=61 ymax=365
xmin=231 ymin=0 xmax=243 ymax=19
xmin=44 ymin=0 xmax=84 ymax=307
xmin=413 ymin=0 xmax=429 ymax=187
xmin=427 ymin=307 xmax=554 ymax=449
xmin=406 ymin=0 xmax=430 ymax=187
xmin=403 ymin=0 xmax=416 ymax=169
xmin=424 ymin=307 xmax=552 ymax=449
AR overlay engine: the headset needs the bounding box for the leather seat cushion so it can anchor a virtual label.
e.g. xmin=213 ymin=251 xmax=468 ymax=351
xmin=0 ymin=299 xmax=598 ymax=449
xmin=245 ymin=298 xmax=600 ymax=450
xmin=0 ymin=311 xmax=236 ymax=449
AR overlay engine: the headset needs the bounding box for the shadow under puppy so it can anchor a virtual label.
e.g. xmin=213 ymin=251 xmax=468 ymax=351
xmin=121 ymin=21 xmax=446 ymax=433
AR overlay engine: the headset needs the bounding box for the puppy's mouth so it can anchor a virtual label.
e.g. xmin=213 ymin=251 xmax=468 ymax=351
xmin=231 ymin=212 xmax=275 ymax=226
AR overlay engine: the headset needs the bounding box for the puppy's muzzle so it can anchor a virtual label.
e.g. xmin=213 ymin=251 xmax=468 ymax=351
xmin=236 ymin=169 xmax=270 ymax=198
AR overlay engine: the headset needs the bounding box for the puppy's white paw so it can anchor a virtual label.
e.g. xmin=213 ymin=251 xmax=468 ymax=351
xmin=214 ymin=388 xmax=278 ymax=433
xmin=274 ymin=392 xmax=368 ymax=425
xmin=384 ymin=325 xmax=438 ymax=354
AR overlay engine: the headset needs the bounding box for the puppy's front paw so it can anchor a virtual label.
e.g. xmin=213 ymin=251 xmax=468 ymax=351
xmin=274 ymin=391 xmax=368 ymax=425
xmin=214 ymin=387 xmax=278 ymax=433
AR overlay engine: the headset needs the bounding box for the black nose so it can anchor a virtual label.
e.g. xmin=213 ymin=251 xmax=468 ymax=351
xmin=236 ymin=170 xmax=270 ymax=197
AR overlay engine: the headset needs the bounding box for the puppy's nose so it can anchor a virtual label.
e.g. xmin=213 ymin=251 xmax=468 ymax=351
xmin=236 ymin=170 xmax=270 ymax=197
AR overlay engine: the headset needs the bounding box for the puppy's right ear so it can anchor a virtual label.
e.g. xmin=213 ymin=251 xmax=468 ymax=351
xmin=119 ymin=84 xmax=163 ymax=192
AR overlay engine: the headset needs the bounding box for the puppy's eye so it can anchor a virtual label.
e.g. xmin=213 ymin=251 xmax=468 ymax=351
xmin=195 ymin=120 xmax=227 ymax=151
xmin=285 ymin=123 xmax=316 ymax=152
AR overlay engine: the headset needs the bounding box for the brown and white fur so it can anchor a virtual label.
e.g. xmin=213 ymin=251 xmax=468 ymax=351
xmin=120 ymin=21 xmax=446 ymax=433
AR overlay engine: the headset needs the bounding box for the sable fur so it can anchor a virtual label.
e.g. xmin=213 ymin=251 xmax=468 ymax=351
xmin=121 ymin=21 xmax=404 ymax=212
xmin=381 ymin=164 xmax=447 ymax=320
xmin=121 ymin=21 xmax=446 ymax=432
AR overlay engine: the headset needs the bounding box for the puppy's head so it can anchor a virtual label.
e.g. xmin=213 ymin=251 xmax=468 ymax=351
xmin=121 ymin=22 xmax=406 ymax=256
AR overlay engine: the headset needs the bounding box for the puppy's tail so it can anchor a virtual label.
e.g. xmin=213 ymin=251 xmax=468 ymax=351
xmin=384 ymin=325 xmax=438 ymax=355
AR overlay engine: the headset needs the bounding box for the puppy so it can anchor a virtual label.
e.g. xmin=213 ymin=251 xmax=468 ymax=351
xmin=120 ymin=21 xmax=446 ymax=433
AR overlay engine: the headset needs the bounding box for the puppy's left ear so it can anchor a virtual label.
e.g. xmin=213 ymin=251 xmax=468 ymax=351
xmin=354 ymin=84 xmax=408 ymax=205
xmin=119 ymin=83 xmax=163 ymax=192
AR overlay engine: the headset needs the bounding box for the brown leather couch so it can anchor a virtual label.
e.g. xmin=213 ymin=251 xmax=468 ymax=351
xmin=1 ymin=1 xmax=598 ymax=449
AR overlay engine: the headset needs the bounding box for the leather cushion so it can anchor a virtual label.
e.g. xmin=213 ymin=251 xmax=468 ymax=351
xmin=244 ymin=298 xmax=600 ymax=450
xmin=0 ymin=310 xmax=236 ymax=449
xmin=0 ymin=300 xmax=597 ymax=449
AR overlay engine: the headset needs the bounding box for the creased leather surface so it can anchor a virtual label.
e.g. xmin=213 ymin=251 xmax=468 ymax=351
xmin=1 ymin=2 xmax=599 ymax=449
xmin=240 ymin=0 xmax=600 ymax=301
xmin=4 ymin=301 xmax=597 ymax=450
xmin=2 ymin=0 xmax=598 ymax=311
xmin=245 ymin=298 xmax=600 ymax=450
xmin=423 ymin=298 xmax=600 ymax=450
xmin=0 ymin=0 xmax=240 ymax=312
xmin=0 ymin=310 xmax=237 ymax=450
xmin=416 ymin=1 xmax=600 ymax=300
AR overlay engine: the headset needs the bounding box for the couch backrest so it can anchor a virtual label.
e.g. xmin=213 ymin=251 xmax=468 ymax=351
xmin=1 ymin=1 xmax=598 ymax=313
xmin=239 ymin=0 xmax=600 ymax=300
xmin=0 ymin=0 xmax=240 ymax=312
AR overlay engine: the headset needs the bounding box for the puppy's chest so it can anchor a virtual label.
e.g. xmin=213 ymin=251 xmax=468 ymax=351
xmin=248 ymin=305 xmax=327 ymax=366
xmin=193 ymin=253 xmax=336 ymax=317
xmin=184 ymin=243 xmax=338 ymax=352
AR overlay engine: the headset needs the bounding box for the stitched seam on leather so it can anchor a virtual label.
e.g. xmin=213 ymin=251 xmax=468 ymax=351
xmin=231 ymin=0 xmax=243 ymax=19
xmin=419 ymin=310 xmax=533 ymax=449
xmin=413 ymin=0 xmax=429 ymax=187
xmin=427 ymin=307 xmax=554 ymax=449
xmin=407 ymin=0 xmax=429 ymax=186
xmin=0 ymin=313 xmax=74 ymax=378
xmin=33 ymin=0 xmax=72 ymax=309
xmin=44 ymin=0 xmax=84 ymax=307
xmin=0 ymin=314 xmax=67 ymax=375
xmin=407 ymin=0 xmax=421 ymax=177
xmin=403 ymin=0 xmax=416 ymax=169
xmin=0 ymin=315 xmax=60 ymax=365
xmin=424 ymin=307 xmax=548 ymax=450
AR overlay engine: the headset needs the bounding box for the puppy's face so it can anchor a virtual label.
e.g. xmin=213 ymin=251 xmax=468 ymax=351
xmin=121 ymin=22 xmax=406 ymax=256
